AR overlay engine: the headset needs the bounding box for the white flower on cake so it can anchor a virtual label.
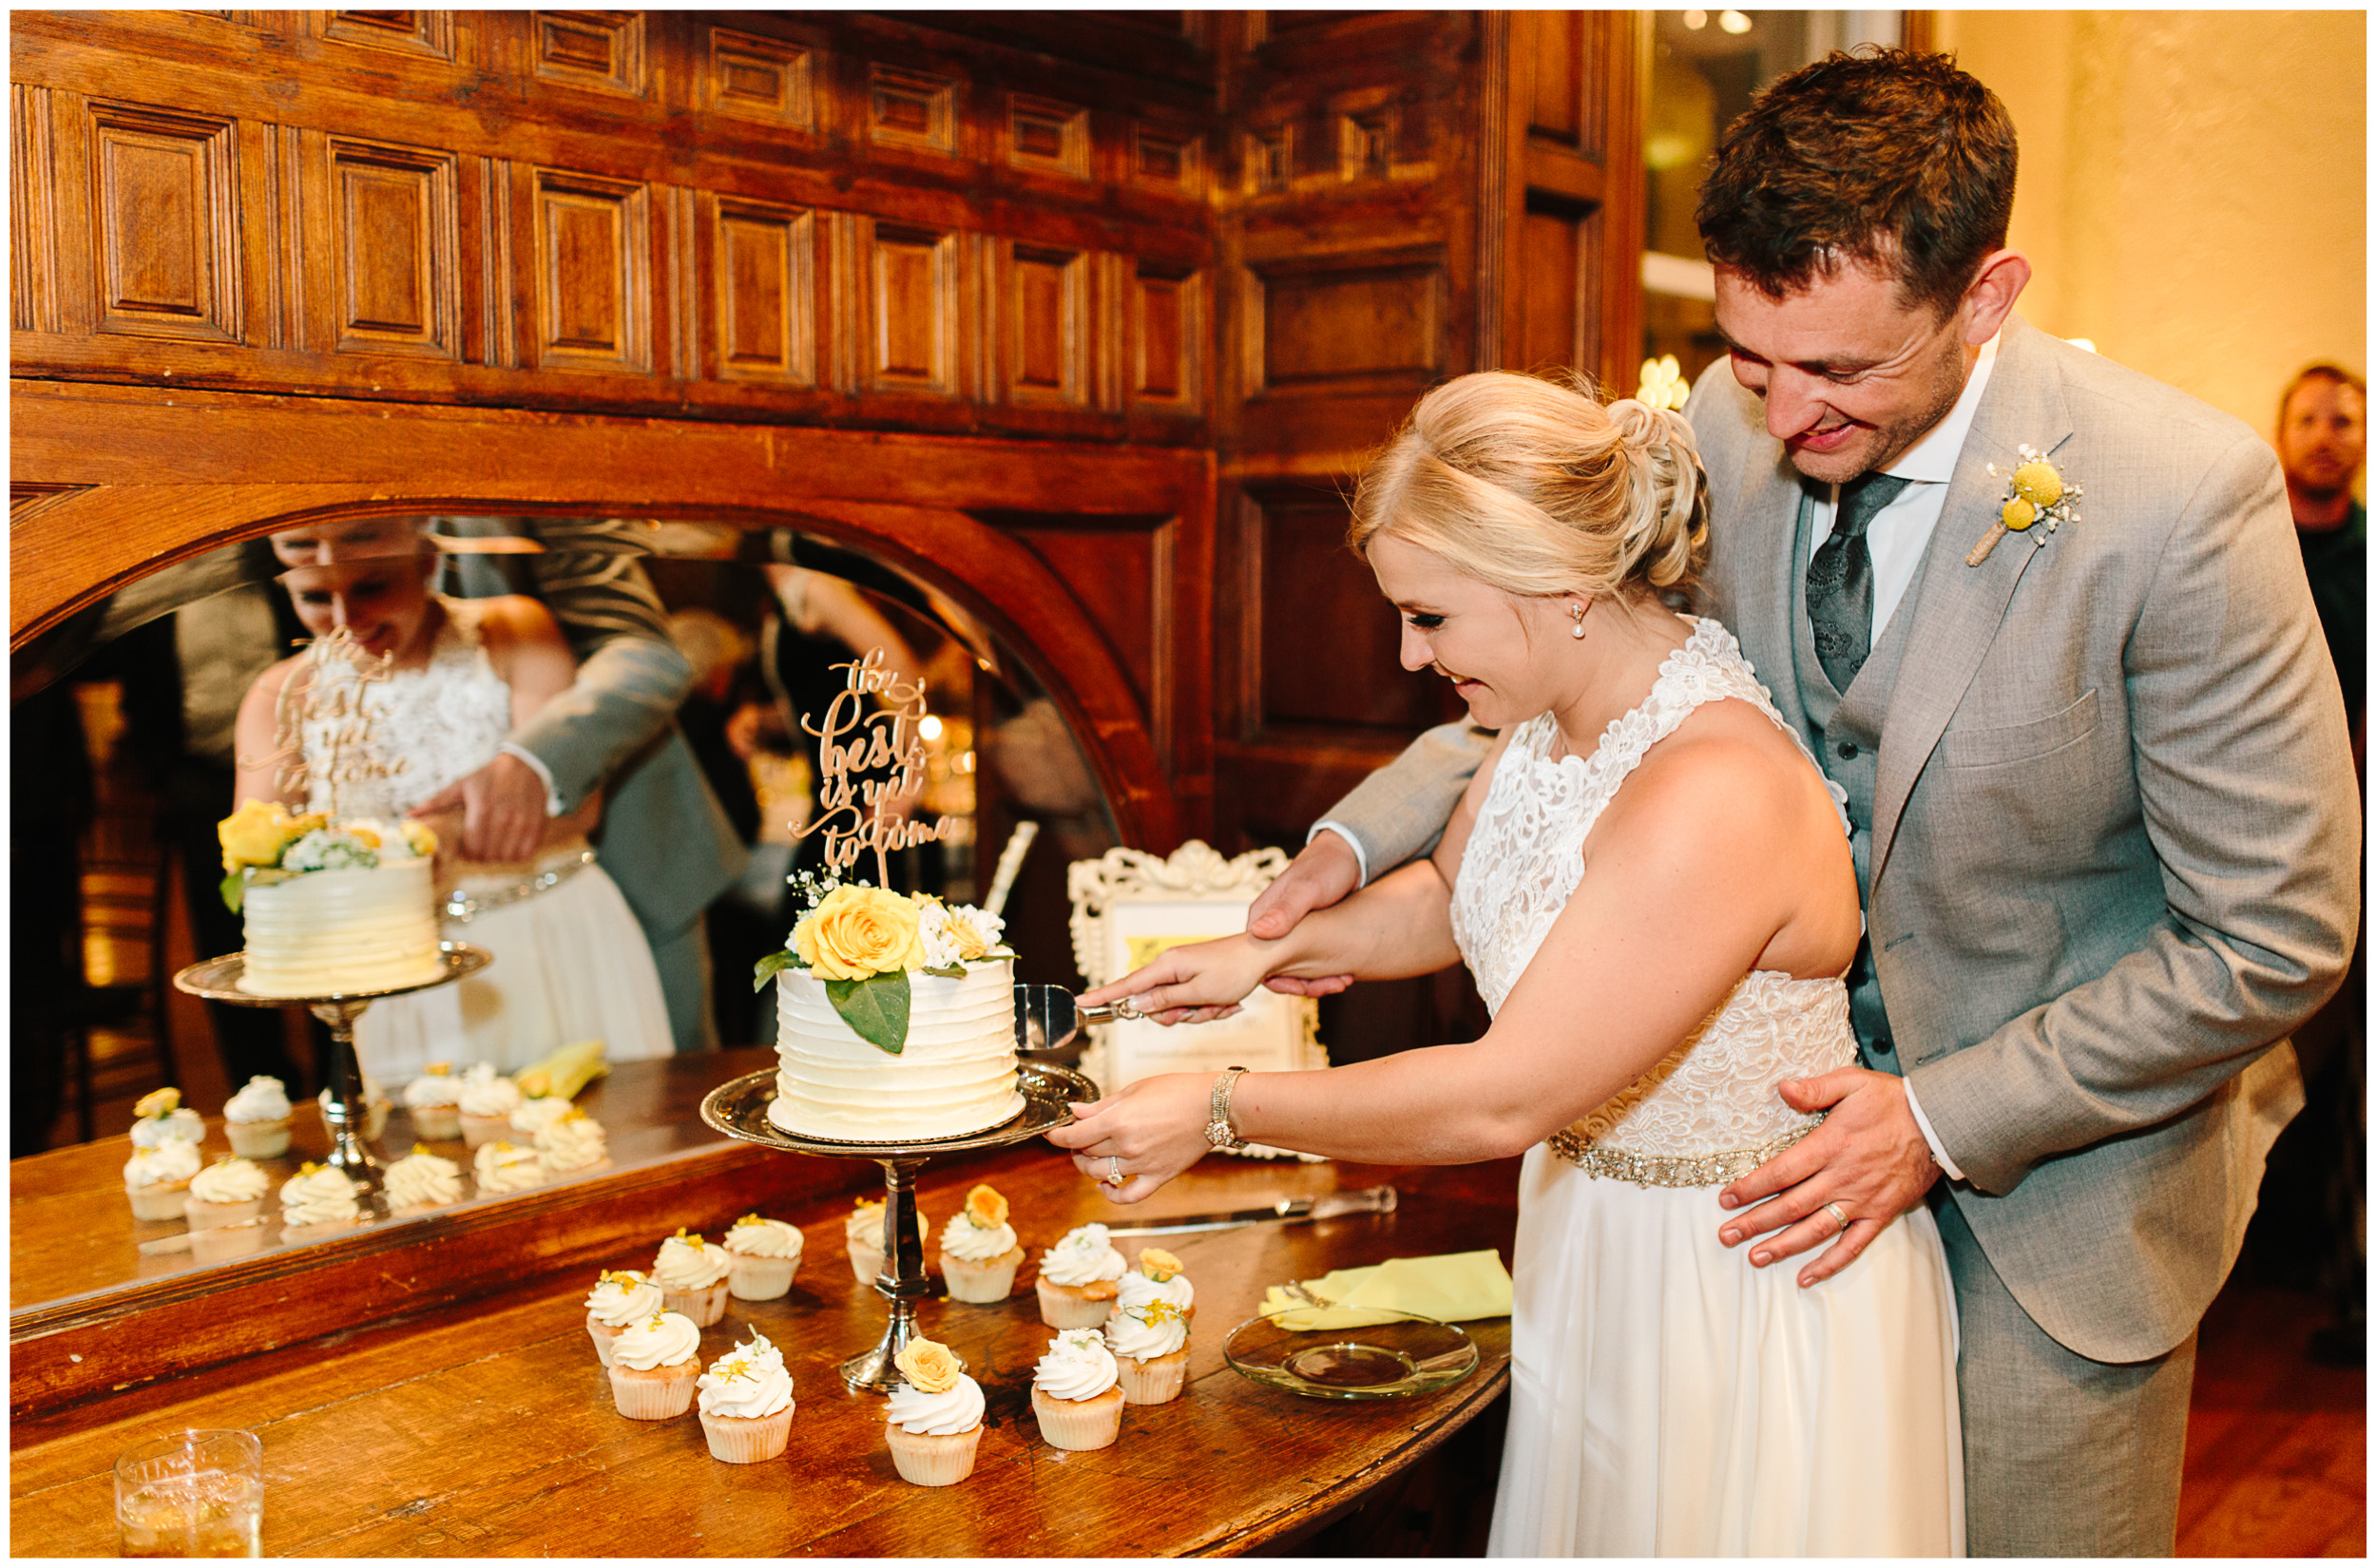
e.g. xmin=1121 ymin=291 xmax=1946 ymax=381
xmin=281 ymin=825 xmax=386 ymax=873
xmin=918 ymin=896 xmax=1006 ymax=970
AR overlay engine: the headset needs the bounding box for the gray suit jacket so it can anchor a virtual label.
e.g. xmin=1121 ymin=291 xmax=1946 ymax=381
xmin=1327 ymin=316 xmax=2359 ymax=1361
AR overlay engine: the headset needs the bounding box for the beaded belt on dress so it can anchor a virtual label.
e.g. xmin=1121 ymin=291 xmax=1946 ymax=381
xmin=1545 ymin=1117 xmax=1821 ymax=1188
xmin=442 ymin=845 xmax=597 ymax=922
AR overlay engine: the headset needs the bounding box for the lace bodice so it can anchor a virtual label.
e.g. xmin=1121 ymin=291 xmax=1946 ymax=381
xmin=1447 ymin=618 xmax=1857 ymax=1164
xmin=300 ymin=601 xmax=512 ymax=822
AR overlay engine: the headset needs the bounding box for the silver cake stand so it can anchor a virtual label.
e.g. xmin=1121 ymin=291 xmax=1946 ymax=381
xmin=173 ymin=943 xmax=491 ymax=1204
xmin=701 ymin=1062 xmax=1098 ymax=1393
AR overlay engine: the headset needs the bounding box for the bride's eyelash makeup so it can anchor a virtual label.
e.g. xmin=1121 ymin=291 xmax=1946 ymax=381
xmin=1405 ymin=612 xmax=1446 ymax=630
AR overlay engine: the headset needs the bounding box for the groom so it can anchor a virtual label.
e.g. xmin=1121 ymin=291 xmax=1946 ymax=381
xmin=1251 ymin=51 xmax=2359 ymax=1555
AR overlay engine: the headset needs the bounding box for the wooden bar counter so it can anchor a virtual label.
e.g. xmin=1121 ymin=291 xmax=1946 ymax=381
xmin=10 ymin=1050 xmax=1522 ymax=1556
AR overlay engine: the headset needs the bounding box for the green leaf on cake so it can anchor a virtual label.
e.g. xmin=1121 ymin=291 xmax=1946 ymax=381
xmin=752 ymin=949 xmax=801 ymax=993
xmin=220 ymin=867 xmax=295 ymax=913
xmin=918 ymin=963 xmax=968 ymax=980
xmin=825 ymin=971 xmax=911 ymax=1054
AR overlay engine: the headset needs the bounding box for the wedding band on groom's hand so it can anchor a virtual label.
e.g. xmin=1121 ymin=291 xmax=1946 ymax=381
xmin=1821 ymin=1201 xmax=1851 ymax=1233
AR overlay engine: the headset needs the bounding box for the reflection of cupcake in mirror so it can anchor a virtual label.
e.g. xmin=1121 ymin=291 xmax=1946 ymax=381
xmin=1116 ymin=1247 xmax=1195 ymax=1322
xmin=534 ymin=1108 xmax=608 ymax=1176
xmin=941 ymin=1184 xmax=1025 ymax=1303
xmin=401 ymin=1062 xmax=463 ymax=1140
xmin=652 ymin=1228 xmax=732 ymax=1326
xmin=723 ymin=1214 xmax=803 ymax=1300
xmin=698 ymin=1343 xmax=796 ymax=1463
xmin=1031 ymin=1329 xmax=1124 ymax=1451
xmin=221 ymin=1077 xmax=292 ymax=1158
xmin=608 ymin=1311 xmax=701 ymax=1420
xmin=1036 ymin=1222 xmax=1126 ymax=1329
xmin=472 ymin=1139 xmax=545 ymax=1195
xmin=278 ymin=1161 xmax=365 ymax=1244
xmin=129 ymin=1086 xmax=205 ymax=1151
xmin=584 ymin=1269 xmax=663 ymax=1367
xmin=1105 ymin=1298 xmax=1191 ymax=1405
xmin=184 ymin=1156 xmax=270 ymax=1229
xmin=884 ymin=1337 xmax=985 ymax=1486
xmin=318 ymin=1077 xmax=389 ymax=1142
xmin=455 ymin=1064 xmax=521 ymax=1148
xmin=509 ymin=1095 xmax=572 ymax=1138
xmin=847 ymin=1197 xmax=930 ymax=1285
xmin=124 ymin=1138 xmax=202 ymax=1222
xmin=190 ymin=1215 xmax=271 ymax=1264
xmin=384 ymin=1144 xmax=464 ymax=1215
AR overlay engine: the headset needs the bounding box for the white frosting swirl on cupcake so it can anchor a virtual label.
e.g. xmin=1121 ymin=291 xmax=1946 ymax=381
xmin=942 ymin=1212 xmax=1018 ymax=1262
xmin=125 ymin=1139 xmax=203 ymax=1191
xmin=456 ymin=1064 xmax=520 ymax=1118
xmin=729 ymin=1329 xmax=786 ymax=1371
xmin=278 ymin=1163 xmax=361 ymax=1226
xmin=384 ymin=1149 xmax=463 ymax=1210
xmin=129 ymin=1107 xmax=205 ymax=1149
xmin=886 ymin=1373 xmax=985 ymax=1435
xmin=1105 ymin=1302 xmax=1189 ymax=1362
xmin=846 ymin=1200 xmax=928 ymax=1250
xmin=509 ymin=1097 xmax=572 ymax=1137
xmin=1035 ymin=1329 xmax=1121 ymax=1401
xmin=724 ymin=1215 xmax=803 ymax=1260
xmin=187 ymin=1156 xmax=268 ymax=1204
xmin=223 ymin=1076 xmax=291 ymax=1123
xmin=612 ymin=1311 xmax=700 ymax=1371
xmin=652 ymin=1233 xmax=731 ymax=1290
xmin=698 ymin=1351 xmax=795 ymax=1420
xmin=403 ymin=1065 xmax=462 ymax=1109
xmin=1117 ymin=1267 xmax=1195 ymax=1315
xmin=471 ymin=1139 xmax=544 ymax=1194
xmin=584 ymin=1270 xmax=663 ymax=1327
xmin=533 ymin=1111 xmax=606 ymax=1174
xmin=1042 ymin=1223 xmax=1127 ymax=1287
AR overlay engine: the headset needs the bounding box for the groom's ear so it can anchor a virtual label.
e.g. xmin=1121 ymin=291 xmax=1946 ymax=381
xmin=1957 ymin=250 xmax=2031 ymax=347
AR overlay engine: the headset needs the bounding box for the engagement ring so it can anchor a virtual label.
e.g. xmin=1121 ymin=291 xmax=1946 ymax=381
xmin=1105 ymin=1155 xmax=1126 ymax=1188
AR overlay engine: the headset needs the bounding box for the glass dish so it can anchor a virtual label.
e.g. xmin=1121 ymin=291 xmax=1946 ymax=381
xmin=1221 ymin=1306 xmax=1481 ymax=1401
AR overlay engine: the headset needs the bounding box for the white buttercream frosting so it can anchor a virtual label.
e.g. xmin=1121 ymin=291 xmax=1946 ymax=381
xmin=534 ymin=1111 xmax=606 ymax=1173
xmin=1117 ymin=1267 xmax=1195 ymax=1315
xmin=846 ymin=1201 xmax=929 ymax=1251
xmin=699 ymin=1351 xmax=795 ymax=1419
xmin=652 ymin=1233 xmax=731 ymax=1290
xmin=278 ymin=1163 xmax=361 ymax=1226
xmin=509 ymin=1097 xmax=572 ymax=1136
xmin=403 ymin=1064 xmax=462 ymax=1108
xmin=125 ymin=1139 xmax=203 ymax=1191
xmin=887 ymin=1373 xmax=985 ymax=1436
xmin=129 ymin=1107 xmax=205 ymax=1149
xmin=1035 ymin=1329 xmax=1121 ymax=1401
xmin=725 ymin=1216 xmax=803 ymax=1259
xmin=188 ymin=1157 xmax=268 ymax=1204
xmin=223 ymin=1076 xmax=291 ymax=1122
xmin=384 ymin=1149 xmax=463 ymax=1209
xmin=730 ymin=1329 xmax=786 ymax=1371
xmin=457 ymin=1063 xmax=521 ymax=1118
xmin=769 ymin=959 xmax=1023 ymax=1140
xmin=1105 ymin=1303 xmax=1188 ymax=1362
xmin=238 ymin=858 xmax=443 ymax=998
xmin=612 ymin=1311 xmax=700 ymax=1371
xmin=471 ymin=1139 xmax=544 ymax=1193
xmin=1042 ymin=1223 xmax=1127 ymax=1287
xmin=585 ymin=1270 xmax=664 ymax=1327
xmin=942 ymin=1213 xmax=1019 ymax=1262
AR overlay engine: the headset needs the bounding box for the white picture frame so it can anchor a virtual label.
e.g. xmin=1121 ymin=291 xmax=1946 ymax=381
xmin=1067 ymin=840 xmax=1327 ymax=1161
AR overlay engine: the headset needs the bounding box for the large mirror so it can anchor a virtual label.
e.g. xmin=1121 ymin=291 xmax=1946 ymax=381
xmin=10 ymin=514 xmax=1121 ymax=1307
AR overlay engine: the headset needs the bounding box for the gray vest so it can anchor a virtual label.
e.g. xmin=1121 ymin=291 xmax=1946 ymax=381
xmin=1789 ymin=489 xmax=1922 ymax=1067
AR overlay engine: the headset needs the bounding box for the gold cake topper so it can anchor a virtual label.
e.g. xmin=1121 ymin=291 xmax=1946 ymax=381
xmin=258 ymin=625 xmax=410 ymax=813
xmin=795 ymin=646 xmax=962 ymax=887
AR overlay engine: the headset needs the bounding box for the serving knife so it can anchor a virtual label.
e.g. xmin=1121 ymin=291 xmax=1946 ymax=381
xmin=1013 ymin=984 xmax=1128 ymax=1053
xmin=1099 ymin=1184 xmax=1398 ymax=1236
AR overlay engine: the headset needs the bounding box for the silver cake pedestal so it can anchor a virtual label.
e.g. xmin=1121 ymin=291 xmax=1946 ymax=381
xmin=173 ymin=943 xmax=491 ymax=1205
xmin=701 ymin=1062 xmax=1099 ymax=1392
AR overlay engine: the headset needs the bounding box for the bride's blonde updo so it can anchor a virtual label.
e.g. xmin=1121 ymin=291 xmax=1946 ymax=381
xmin=1348 ymin=371 xmax=1710 ymax=602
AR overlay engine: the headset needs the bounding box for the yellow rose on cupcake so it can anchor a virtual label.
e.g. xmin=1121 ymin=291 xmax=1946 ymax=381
xmin=793 ymin=885 xmax=927 ymax=981
xmin=894 ymin=1337 xmax=962 ymax=1395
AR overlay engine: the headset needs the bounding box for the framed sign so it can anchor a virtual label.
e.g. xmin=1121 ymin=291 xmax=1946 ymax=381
xmin=1066 ymin=840 xmax=1327 ymax=1160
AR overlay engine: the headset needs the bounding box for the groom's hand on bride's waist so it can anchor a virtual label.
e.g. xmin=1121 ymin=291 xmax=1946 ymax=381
xmin=1713 ymin=1068 xmax=1943 ymax=1289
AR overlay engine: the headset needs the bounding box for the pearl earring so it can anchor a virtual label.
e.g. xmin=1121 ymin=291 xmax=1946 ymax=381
xmin=1568 ymin=600 xmax=1589 ymax=639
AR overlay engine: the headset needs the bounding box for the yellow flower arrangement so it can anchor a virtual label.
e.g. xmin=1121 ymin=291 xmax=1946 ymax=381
xmin=217 ymin=800 xmax=325 ymax=871
xmin=794 ymin=884 xmax=928 ymax=982
xmin=894 ymin=1336 xmax=962 ymax=1394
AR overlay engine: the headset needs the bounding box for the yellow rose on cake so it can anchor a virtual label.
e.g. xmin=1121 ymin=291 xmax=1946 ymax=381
xmin=793 ymin=885 xmax=928 ymax=981
xmin=218 ymin=800 xmax=323 ymax=870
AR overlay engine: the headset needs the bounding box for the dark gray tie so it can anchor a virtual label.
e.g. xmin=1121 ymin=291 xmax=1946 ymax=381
xmin=1805 ymin=471 xmax=1913 ymax=692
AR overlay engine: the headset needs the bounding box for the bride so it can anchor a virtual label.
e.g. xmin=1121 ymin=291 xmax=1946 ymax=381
xmin=232 ymin=518 xmax=673 ymax=1078
xmin=1049 ymin=373 xmax=1963 ymax=1556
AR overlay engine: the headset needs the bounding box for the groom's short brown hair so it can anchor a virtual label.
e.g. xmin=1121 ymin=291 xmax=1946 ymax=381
xmin=1696 ymin=48 xmax=2017 ymax=318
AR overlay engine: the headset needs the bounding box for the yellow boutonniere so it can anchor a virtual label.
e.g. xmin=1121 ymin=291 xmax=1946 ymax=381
xmin=1967 ymin=446 xmax=2082 ymax=565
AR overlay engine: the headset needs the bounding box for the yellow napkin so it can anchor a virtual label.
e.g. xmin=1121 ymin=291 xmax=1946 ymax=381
xmin=1259 ymin=1249 xmax=1513 ymax=1329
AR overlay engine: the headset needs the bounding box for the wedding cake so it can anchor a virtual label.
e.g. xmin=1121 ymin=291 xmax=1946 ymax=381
xmin=220 ymin=801 xmax=445 ymax=998
xmin=761 ymin=885 xmax=1024 ymax=1141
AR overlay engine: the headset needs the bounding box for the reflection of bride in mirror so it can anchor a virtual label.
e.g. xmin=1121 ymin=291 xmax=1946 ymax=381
xmin=231 ymin=517 xmax=672 ymax=1076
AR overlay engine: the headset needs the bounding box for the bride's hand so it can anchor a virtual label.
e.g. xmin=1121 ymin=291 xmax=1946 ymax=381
xmin=1078 ymin=935 xmax=1272 ymax=1025
xmin=1044 ymin=1074 xmax=1212 ymax=1203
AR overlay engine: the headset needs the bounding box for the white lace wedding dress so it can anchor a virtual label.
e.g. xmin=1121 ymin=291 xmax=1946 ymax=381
xmin=1452 ymin=618 xmax=1964 ymax=1557
xmin=309 ymin=600 xmax=674 ymax=1078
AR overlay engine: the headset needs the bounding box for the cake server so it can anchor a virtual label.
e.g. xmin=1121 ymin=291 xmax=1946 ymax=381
xmin=1014 ymin=984 xmax=1135 ymax=1053
xmin=1100 ymin=1185 xmax=1399 ymax=1235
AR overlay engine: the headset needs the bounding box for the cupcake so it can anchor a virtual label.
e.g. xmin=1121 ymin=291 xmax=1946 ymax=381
xmin=456 ymin=1064 xmax=521 ymax=1148
xmin=1116 ymin=1247 xmax=1196 ymax=1322
xmin=941 ymin=1184 xmax=1025 ymax=1304
xmin=1105 ymin=1298 xmax=1190 ymax=1405
xmin=401 ymin=1062 xmax=463 ymax=1140
xmin=124 ymin=1138 xmax=202 ymax=1221
xmin=1031 ymin=1329 xmax=1125 ymax=1451
xmin=277 ymin=1161 xmax=364 ymax=1243
xmin=607 ymin=1311 xmax=702 ymax=1419
xmin=1036 ymin=1222 xmax=1126 ymax=1329
xmin=722 ymin=1214 xmax=803 ymax=1300
xmin=318 ymin=1077 xmax=389 ymax=1142
xmin=652 ymin=1229 xmax=733 ymax=1326
xmin=883 ymin=1338 xmax=986 ymax=1486
xmin=472 ymin=1139 xmax=545 ymax=1195
xmin=188 ymin=1215 xmax=270 ymax=1264
xmin=221 ymin=1076 xmax=293 ymax=1157
xmin=697 ymin=1342 xmax=796 ymax=1463
xmin=534 ymin=1108 xmax=608 ymax=1176
xmin=182 ymin=1156 xmax=269 ymax=1228
xmin=846 ymin=1197 xmax=930 ymax=1286
xmin=584 ymin=1269 xmax=664 ymax=1367
xmin=128 ymin=1087 xmax=205 ymax=1151
xmin=383 ymin=1145 xmax=464 ymax=1215
xmin=509 ymin=1095 xmax=573 ymax=1139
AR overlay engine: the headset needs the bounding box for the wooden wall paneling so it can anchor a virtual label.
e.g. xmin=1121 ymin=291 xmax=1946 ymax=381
xmin=315 ymin=10 xmax=456 ymax=62
xmin=999 ymin=237 xmax=1088 ymax=408
xmin=1130 ymin=121 xmax=1204 ymax=201
xmin=324 ymin=134 xmax=460 ymax=359
xmin=527 ymin=163 xmax=651 ymax=374
xmin=1244 ymin=243 xmax=1446 ymax=400
xmin=1130 ymin=259 xmax=1203 ymax=418
xmin=704 ymin=23 xmax=815 ymax=130
xmin=85 ymin=98 xmax=242 ymax=343
xmin=707 ymin=192 xmax=815 ymax=387
xmin=11 ymin=85 xmax=62 ymax=335
xmin=857 ymin=213 xmax=960 ymax=398
xmin=475 ymin=153 xmax=517 ymax=368
xmin=868 ymin=61 xmax=960 ymax=157
xmin=1006 ymin=91 xmax=1090 ymax=181
xmin=529 ymin=10 xmax=645 ymax=98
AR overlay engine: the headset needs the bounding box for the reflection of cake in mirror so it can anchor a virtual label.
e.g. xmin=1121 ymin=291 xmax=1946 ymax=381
xmin=759 ymin=885 xmax=1023 ymax=1142
xmin=220 ymin=803 xmax=443 ymax=997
